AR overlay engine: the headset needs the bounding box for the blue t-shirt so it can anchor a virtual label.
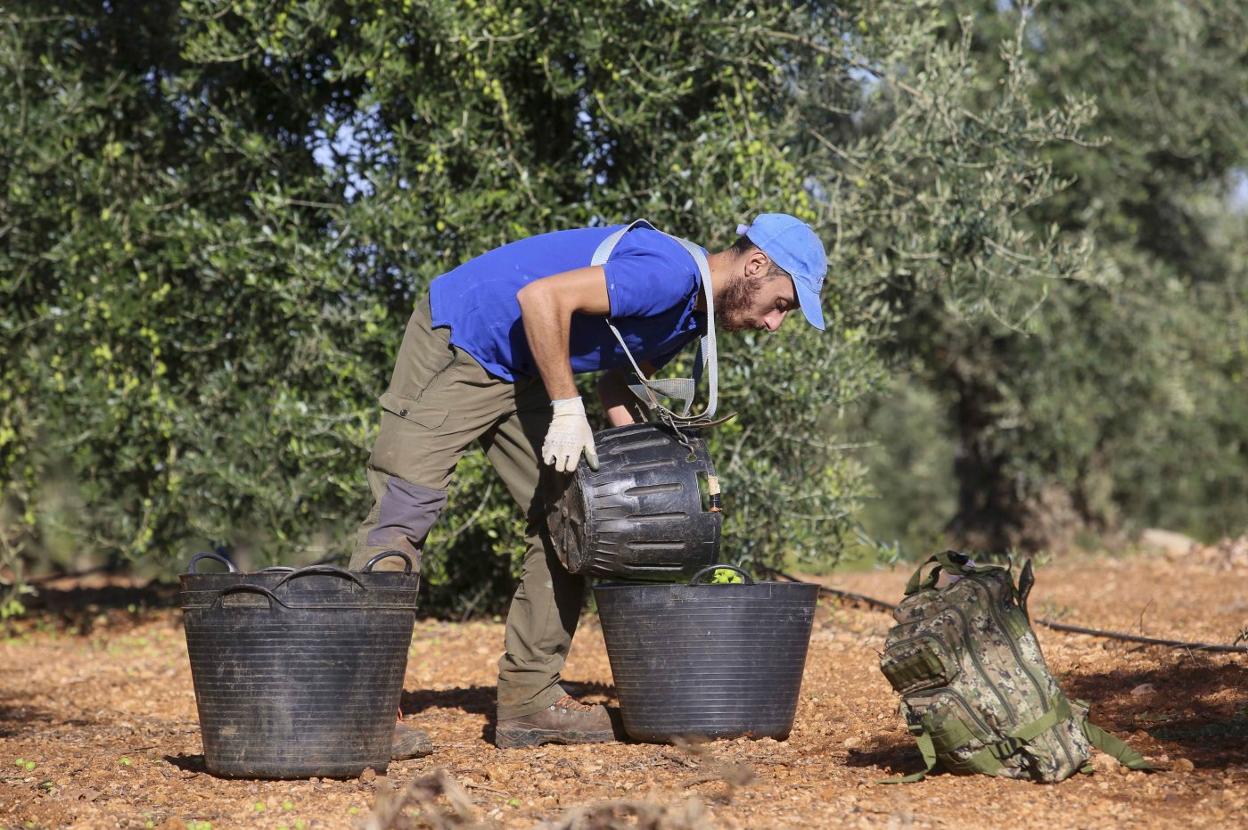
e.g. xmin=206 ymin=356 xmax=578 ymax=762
xmin=428 ymin=225 xmax=706 ymax=381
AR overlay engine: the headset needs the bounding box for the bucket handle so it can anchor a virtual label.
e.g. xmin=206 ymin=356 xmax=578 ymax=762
xmin=213 ymin=584 xmax=289 ymax=609
xmin=186 ymin=551 xmax=238 ymax=574
xmin=273 ymin=565 xmax=366 ymax=592
xmin=361 ymin=551 xmax=414 ymax=574
xmin=258 ymin=566 xmax=296 ymax=573
xmin=689 ymin=564 xmax=754 ymax=585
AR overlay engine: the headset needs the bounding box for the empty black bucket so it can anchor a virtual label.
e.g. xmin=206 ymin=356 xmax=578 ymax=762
xmin=178 ymin=551 xmax=303 ymax=594
xmin=179 ymin=552 xmax=418 ymax=779
xmin=594 ymin=565 xmax=818 ymax=743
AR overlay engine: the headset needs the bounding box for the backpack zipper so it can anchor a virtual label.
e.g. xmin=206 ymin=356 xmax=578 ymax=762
xmin=910 ymin=687 xmax=998 ymax=768
xmin=962 ymin=577 xmax=1077 ymax=772
xmin=926 ymin=687 xmax=995 ymax=737
xmin=940 ymin=599 xmax=1019 ymax=726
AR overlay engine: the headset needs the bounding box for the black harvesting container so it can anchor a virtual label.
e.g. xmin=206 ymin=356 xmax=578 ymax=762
xmin=179 ymin=552 xmax=418 ymax=779
xmin=594 ymin=565 xmax=818 ymax=743
xmin=548 ymin=423 xmax=721 ymax=580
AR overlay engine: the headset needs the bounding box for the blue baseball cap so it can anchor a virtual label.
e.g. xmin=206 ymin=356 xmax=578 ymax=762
xmin=736 ymin=213 xmax=828 ymax=330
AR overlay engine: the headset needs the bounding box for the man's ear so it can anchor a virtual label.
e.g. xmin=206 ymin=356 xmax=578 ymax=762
xmin=744 ymin=248 xmax=770 ymax=278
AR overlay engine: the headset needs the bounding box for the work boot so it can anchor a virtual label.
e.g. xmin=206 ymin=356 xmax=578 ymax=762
xmin=495 ymin=693 xmax=616 ymax=749
xmin=392 ymin=722 xmax=434 ymax=760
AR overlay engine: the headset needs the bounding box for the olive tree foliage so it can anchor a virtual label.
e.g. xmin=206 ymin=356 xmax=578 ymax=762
xmin=1015 ymin=0 xmax=1248 ymax=543
xmin=698 ymin=3 xmax=1098 ymax=565
xmin=1 ymin=0 xmax=1091 ymax=614
xmin=870 ymin=0 xmax=1248 ymax=551
xmin=1 ymin=1 xmax=385 ymax=615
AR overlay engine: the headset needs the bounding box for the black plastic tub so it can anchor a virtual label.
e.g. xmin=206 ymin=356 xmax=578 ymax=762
xmin=177 ymin=551 xmax=301 ymax=594
xmin=593 ymin=565 xmax=818 ymax=743
xmin=548 ymin=423 xmax=722 ymax=581
xmin=179 ymin=552 xmax=418 ymax=779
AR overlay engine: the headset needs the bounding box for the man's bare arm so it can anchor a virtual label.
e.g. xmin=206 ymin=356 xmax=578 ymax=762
xmin=515 ymin=266 xmax=612 ymax=400
xmin=598 ymin=363 xmax=656 ymax=427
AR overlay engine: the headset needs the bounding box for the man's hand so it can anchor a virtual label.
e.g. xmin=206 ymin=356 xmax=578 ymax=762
xmin=598 ymin=367 xmax=646 ymax=428
xmin=542 ymin=396 xmax=600 ymax=472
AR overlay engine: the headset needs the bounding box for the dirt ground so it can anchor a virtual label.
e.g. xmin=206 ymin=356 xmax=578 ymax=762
xmin=2 ymin=550 xmax=1246 ymax=829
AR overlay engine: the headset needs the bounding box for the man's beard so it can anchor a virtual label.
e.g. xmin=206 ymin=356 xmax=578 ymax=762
xmin=715 ymin=273 xmax=766 ymax=332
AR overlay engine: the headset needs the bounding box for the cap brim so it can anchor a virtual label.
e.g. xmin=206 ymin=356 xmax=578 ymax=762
xmin=795 ymin=279 xmax=825 ymax=331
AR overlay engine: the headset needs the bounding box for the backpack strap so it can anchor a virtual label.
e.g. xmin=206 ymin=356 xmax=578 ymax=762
xmin=1016 ymin=558 xmax=1036 ymax=618
xmin=590 ymin=220 xmax=719 ymax=424
xmin=939 ymin=697 xmax=1070 ymax=777
xmin=886 ymin=695 xmax=1080 ymax=783
xmin=904 ymin=552 xmax=959 ymax=596
xmin=886 ymin=695 xmax=1155 ymax=784
xmin=905 ymin=552 xmax=1038 ymax=619
xmin=1010 ymin=694 xmax=1072 ymax=743
xmin=1083 ymin=717 xmax=1156 ymax=771
xmin=904 ymin=550 xmax=1005 ymax=596
xmin=879 ymin=730 xmax=938 ymax=784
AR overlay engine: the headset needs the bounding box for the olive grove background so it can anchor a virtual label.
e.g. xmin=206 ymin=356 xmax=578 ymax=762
xmin=2 ymin=1 xmax=1245 ymax=616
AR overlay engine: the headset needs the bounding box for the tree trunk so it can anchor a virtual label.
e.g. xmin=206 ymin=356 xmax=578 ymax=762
xmin=945 ymin=375 xmax=1085 ymax=553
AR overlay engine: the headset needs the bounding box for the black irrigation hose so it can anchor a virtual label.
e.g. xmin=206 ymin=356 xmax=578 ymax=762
xmin=763 ymin=567 xmax=1248 ymax=656
xmin=1029 ymin=619 xmax=1248 ymax=655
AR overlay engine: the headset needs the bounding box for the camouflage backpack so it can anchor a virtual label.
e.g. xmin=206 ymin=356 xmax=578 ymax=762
xmin=879 ymin=551 xmax=1151 ymax=783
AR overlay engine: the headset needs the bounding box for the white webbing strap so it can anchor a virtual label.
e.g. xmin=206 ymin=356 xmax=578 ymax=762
xmin=589 ymin=219 xmax=718 ymax=422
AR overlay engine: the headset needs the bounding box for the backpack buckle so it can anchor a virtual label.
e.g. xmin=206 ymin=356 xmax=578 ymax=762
xmin=990 ymin=736 xmax=1024 ymax=759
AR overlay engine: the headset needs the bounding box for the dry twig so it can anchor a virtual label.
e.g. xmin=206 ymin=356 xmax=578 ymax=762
xmin=365 ymin=768 xmax=483 ymax=830
xmin=537 ymin=797 xmax=711 ymax=830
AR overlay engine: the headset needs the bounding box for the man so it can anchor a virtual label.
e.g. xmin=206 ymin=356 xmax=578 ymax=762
xmin=350 ymin=213 xmax=827 ymax=753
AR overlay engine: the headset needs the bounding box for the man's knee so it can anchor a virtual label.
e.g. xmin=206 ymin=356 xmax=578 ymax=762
xmin=353 ymin=474 xmax=449 ymax=571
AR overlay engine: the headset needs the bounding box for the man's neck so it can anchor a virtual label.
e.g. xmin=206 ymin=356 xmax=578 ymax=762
xmin=696 ymin=250 xmax=735 ymax=312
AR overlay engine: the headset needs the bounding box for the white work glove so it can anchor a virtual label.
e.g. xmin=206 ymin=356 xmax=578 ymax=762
xmin=542 ymin=396 xmax=599 ymax=473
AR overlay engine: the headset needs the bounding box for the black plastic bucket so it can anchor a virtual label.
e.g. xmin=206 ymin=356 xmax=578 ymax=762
xmin=179 ymin=552 xmax=418 ymax=779
xmin=594 ymin=565 xmax=818 ymax=743
xmin=548 ymin=423 xmax=722 ymax=580
xmin=178 ymin=551 xmax=302 ymax=593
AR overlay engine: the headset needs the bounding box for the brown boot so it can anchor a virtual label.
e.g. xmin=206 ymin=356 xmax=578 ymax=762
xmin=495 ymin=694 xmax=616 ymax=749
xmin=392 ymin=722 xmax=434 ymax=760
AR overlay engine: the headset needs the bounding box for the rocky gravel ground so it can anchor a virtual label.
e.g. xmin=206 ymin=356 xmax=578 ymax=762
xmin=2 ymin=550 xmax=1245 ymax=829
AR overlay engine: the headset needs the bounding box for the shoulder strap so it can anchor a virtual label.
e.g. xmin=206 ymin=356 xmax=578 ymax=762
xmin=590 ymin=220 xmax=719 ymax=423
xmin=879 ymin=731 xmax=937 ymax=784
xmin=1083 ymin=719 xmax=1156 ymax=771
xmin=903 ymin=550 xmax=1004 ymax=595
